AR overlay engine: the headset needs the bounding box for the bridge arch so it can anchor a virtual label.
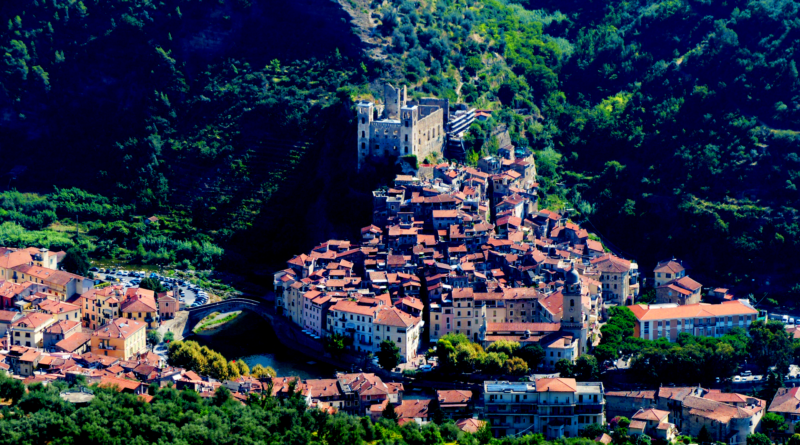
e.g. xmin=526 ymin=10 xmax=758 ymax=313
xmin=183 ymin=298 xmax=275 ymax=338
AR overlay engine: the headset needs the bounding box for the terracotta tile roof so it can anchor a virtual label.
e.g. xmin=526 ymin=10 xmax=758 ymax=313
xmin=629 ymin=420 xmax=646 ymax=430
xmin=0 ymin=250 xmax=33 ymax=269
xmin=591 ymin=254 xmax=631 ymax=273
xmin=605 ymin=390 xmax=656 ymax=400
xmin=586 ymin=239 xmax=603 ymax=252
xmin=93 ymin=318 xmax=145 ymax=340
xmin=535 ymin=377 xmax=577 ymax=392
xmin=596 ymin=433 xmax=613 ymax=444
xmin=657 ymin=387 xmax=697 ymax=402
xmin=437 ymin=390 xmax=473 ymax=405
xmin=398 ymin=297 xmax=424 ymax=311
xmin=338 ymin=373 xmax=392 ymax=398
xmin=675 ymin=276 xmax=702 ymax=291
xmin=683 ymin=395 xmax=764 ymax=423
xmin=0 ymin=310 xmax=20 ymax=323
xmin=704 ymin=390 xmax=749 ymax=404
xmin=769 ymin=387 xmax=800 ymax=414
xmin=395 ymin=398 xmax=430 ymax=420
xmin=329 ymin=300 xmax=379 ymax=317
xmin=633 ymin=408 xmax=670 ymax=421
xmin=660 ymin=284 xmax=692 ymax=296
xmin=486 ymin=322 xmax=560 ymax=333
xmin=122 ymin=290 xmax=157 ymax=313
xmin=38 ymin=299 xmax=80 ymax=315
xmin=654 ymin=260 xmax=685 ymax=274
xmin=12 ymin=264 xmax=84 ymax=286
xmin=12 ymin=312 xmax=55 ymax=330
xmin=305 ymin=379 xmax=342 ymax=398
xmin=456 ymin=418 xmax=486 ymax=433
xmin=630 ymin=300 xmax=758 ymax=321
xmin=540 ymin=292 xmax=563 ymax=316
xmin=98 ymin=375 xmax=142 ymax=392
xmin=46 ymin=319 xmax=80 ymax=335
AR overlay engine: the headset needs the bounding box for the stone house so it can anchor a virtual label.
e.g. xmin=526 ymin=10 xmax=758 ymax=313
xmin=656 ymin=276 xmax=702 ymax=305
xmin=654 ymin=260 xmax=686 ymax=287
xmin=43 ymin=319 xmax=81 ymax=350
xmin=373 ymin=306 xmax=421 ymax=363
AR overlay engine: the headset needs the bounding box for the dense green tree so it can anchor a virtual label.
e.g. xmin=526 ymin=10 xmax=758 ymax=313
xmin=503 ymin=357 xmax=529 ymax=376
xmin=251 ymin=364 xmax=276 ymax=379
xmin=697 ymin=425 xmax=713 ymax=445
xmin=762 ymin=413 xmax=788 ymax=436
xmin=428 ymin=396 xmax=445 ymax=425
xmin=555 ymin=359 xmax=575 ymax=377
xmin=139 ymin=277 xmax=166 ymax=293
xmin=61 ymin=246 xmax=90 ymax=276
xmin=516 ymin=343 xmax=546 ymax=370
xmin=146 ymin=330 xmax=161 ymax=347
xmin=0 ymin=372 xmax=25 ymax=404
xmin=383 ymin=402 xmax=399 ymax=422
xmin=212 ymin=385 xmax=232 ymax=406
xmin=574 ymin=355 xmax=600 ymax=381
xmin=377 ymin=340 xmax=402 ymax=370
xmin=581 ymin=423 xmax=607 ymax=439
xmin=487 ymin=340 xmax=520 ymax=357
xmin=747 ymin=433 xmax=772 ymax=445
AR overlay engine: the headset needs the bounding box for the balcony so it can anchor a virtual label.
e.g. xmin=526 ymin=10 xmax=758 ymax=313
xmin=575 ymin=404 xmax=604 ymax=414
xmin=540 ymin=407 xmax=574 ymax=416
xmin=97 ymin=344 xmax=116 ymax=351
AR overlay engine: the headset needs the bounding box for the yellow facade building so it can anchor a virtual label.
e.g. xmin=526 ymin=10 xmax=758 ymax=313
xmin=91 ymin=318 xmax=146 ymax=360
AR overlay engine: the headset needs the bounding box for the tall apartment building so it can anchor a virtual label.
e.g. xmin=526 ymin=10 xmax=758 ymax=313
xmin=357 ymin=83 xmax=446 ymax=170
xmin=484 ymin=378 xmax=605 ymax=438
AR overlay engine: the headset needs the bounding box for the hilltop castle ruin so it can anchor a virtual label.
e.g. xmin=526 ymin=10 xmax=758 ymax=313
xmin=357 ymin=84 xmax=453 ymax=170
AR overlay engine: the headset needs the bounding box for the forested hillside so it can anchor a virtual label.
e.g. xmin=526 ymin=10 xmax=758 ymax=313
xmin=0 ymin=0 xmax=375 ymax=286
xmin=1 ymin=0 xmax=799 ymax=300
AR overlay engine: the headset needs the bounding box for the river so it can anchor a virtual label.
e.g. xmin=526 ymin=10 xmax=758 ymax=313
xmin=189 ymin=312 xmax=335 ymax=380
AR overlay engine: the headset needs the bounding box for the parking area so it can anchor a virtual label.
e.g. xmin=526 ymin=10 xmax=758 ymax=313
xmin=91 ymin=268 xmax=212 ymax=309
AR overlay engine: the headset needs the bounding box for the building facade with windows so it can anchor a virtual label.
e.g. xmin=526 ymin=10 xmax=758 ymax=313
xmin=630 ymin=300 xmax=759 ymax=341
xmin=484 ymin=378 xmax=605 ymax=438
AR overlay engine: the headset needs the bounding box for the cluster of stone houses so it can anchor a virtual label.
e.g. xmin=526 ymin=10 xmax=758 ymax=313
xmin=606 ymin=386 xmax=768 ymax=445
xmin=276 ymin=156 xmax=643 ymax=369
xmin=0 ymin=246 xmax=181 ymax=376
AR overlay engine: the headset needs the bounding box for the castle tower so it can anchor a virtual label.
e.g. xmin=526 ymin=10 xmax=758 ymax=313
xmin=400 ymin=104 xmax=419 ymax=157
xmin=357 ymin=101 xmax=374 ymax=170
xmin=383 ymin=83 xmax=407 ymax=119
xmin=562 ymin=263 xmax=589 ymax=356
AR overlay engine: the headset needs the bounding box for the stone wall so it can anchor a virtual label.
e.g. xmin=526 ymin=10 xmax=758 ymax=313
xmin=368 ymin=120 xmax=403 ymax=158
xmin=414 ymin=108 xmax=445 ymax=162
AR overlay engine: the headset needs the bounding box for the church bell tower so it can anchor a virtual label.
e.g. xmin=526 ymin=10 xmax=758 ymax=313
xmin=562 ymin=262 xmax=589 ymax=355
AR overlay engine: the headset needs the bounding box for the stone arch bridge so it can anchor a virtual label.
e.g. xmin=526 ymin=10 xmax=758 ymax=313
xmin=169 ymin=299 xmax=325 ymax=356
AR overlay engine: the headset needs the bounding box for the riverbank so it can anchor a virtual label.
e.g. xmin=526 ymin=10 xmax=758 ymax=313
xmin=192 ymin=311 xmax=242 ymax=334
xmin=188 ymin=312 xmax=336 ymax=380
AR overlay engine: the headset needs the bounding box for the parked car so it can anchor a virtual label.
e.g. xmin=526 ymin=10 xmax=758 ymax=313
xmin=742 ymin=370 xmax=752 ymax=376
xmin=419 ymin=364 xmax=433 ymax=372
xmin=89 ymin=267 xmax=99 ymax=272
